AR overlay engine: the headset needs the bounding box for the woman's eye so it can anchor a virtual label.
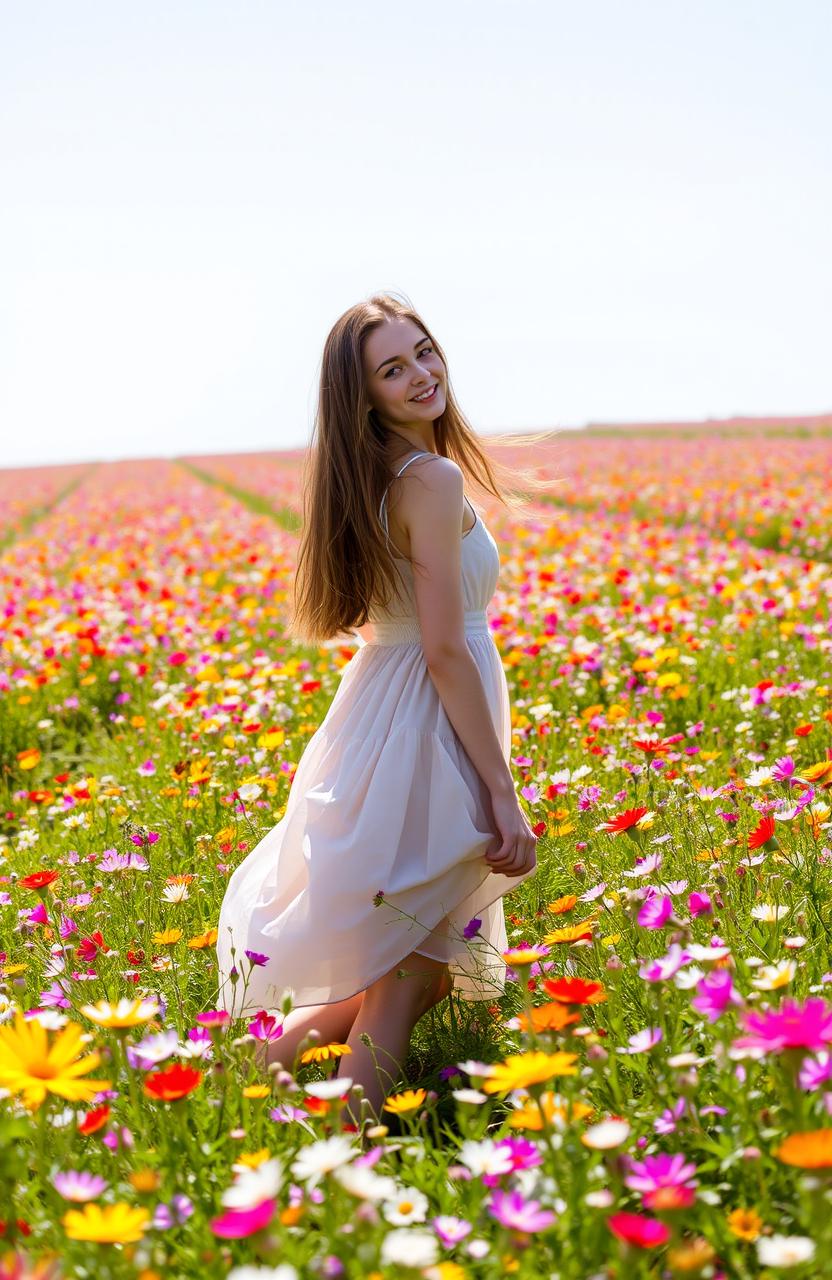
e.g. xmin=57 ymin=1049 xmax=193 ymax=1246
xmin=385 ymin=347 xmax=433 ymax=378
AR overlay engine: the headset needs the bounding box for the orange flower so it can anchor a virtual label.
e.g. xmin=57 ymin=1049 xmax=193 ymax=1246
xmin=143 ymin=1064 xmax=203 ymax=1101
xmin=547 ymin=895 xmax=577 ymax=915
xmin=775 ymin=1129 xmax=832 ymax=1168
xmin=543 ymin=920 xmax=594 ymax=945
xmin=517 ymin=1002 xmax=581 ymax=1034
xmin=543 ymin=976 xmax=607 ymax=1005
xmin=727 ymin=1207 xmax=762 ymax=1241
xmin=187 ymin=928 xmax=219 ymax=949
xmin=748 ymin=815 xmax=777 ymax=850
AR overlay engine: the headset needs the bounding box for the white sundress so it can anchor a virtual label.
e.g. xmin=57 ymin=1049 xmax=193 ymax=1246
xmin=215 ymin=450 xmax=535 ymax=1016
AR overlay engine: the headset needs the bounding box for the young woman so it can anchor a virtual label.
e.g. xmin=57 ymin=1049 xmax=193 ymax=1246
xmin=215 ymin=292 xmax=540 ymax=1121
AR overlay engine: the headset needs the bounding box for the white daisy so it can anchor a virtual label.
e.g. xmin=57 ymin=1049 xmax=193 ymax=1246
xmin=381 ymin=1187 xmax=429 ymax=1225
xmin=334 ymin=1163 xmax=397 ymax=1202
xmin=290 ymin=1136 xmax=356 ymax=1186
xmin=161 ymin=882 xmax=190 ymax=903
xmin=756 ymin=1234 xmax=815 ymax=1267
xmin=457 ymin=1139 xmax=514 ymax=1178
xmin=380 ymin=1228 xmax=438 ymax=1268
xmin=221 ymin=1158 xmax=283 ymax=1210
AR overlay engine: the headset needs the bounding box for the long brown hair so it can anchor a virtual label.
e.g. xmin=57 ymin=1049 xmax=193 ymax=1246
xmin=286 ymin=291 xmax=560 ymax=646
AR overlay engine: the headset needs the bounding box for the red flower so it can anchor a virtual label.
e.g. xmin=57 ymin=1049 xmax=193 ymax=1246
xmin=748 ymin=815 xmax=776 ymax=850
xmin=144 ymin=1064 xmax=203 ymax=1101
xmin=607 ymin=1212 xmax=670 ymax=1248
xmin=543 ymin=976 xmax=607 ymax=1006
xmin=76 ymin=932 xmax=110 ymax=963
xmin=597 ymin=807 xmax=649 ymax=835
xmin=19 ymin=870 xmax=60 ymax=892
xmin=78 ymin=1105 xmax=110 ymax=1135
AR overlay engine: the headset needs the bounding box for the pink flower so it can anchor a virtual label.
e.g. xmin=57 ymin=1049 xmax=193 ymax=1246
xmin=637 ymin=895 xmax=672 ymax=929
xmin=210 ymin=1198 xmax=276 ymax=1238
xmin=607 ymin=1212 xmax=670 ymax=1248
xmin=495 ymin=1137 xmax=543 ymax=1172
xmin=623 ymin=1027 xmax=663 ymax=1054
xmin=432 ymin=1215 xmax=472 ymax=1247
xmin=488 ymin=1190 xmax=556 ymax=1233
xmin=639 ymin=944 xmax=690 ymax=983
xmin=691 ymin=970 xmax=743 ymax=1024
xmin=688 ymin=891 xmax=712 ymax=917
xmin=248 ymin=1010 xmax=284 ymax=1042
xmin=624 ymin=1153 xmax=698 ymax=1195
xmin=733 ymin=998 xmax=832 ymax=1055
xmin=799 ymin=1052 xmax=832 ymax=1091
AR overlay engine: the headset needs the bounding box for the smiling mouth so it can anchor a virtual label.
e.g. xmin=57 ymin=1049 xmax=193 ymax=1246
xmin=411 ymin=385 xmax=438 ymax=403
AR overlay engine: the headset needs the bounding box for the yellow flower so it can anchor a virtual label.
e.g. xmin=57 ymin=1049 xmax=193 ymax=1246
xmin=727 ymin=1207 xmax=763 ymax=1241
xmin=79 ymin=998 xmax=160 ymax=1029
xmin=242 ymin=1084 xmax=271 ymax=1099
xmin=299 ymin=1042 xmax=352 ymax=1064
xmin=235 ymin=1149 xmax=271 ymax=1169
xmin=152 ymin=928 xmax=183 ymax=947
xmin=383 ymin=1088 xmax=427 ymax=1115
xmin=62 ymin=1202 xmax=150 ymax=1243
xmin=187 ymin=928 xmax=219 ymax=949
xmin=482 ymin=1051 xmax=578 ymax=1095
xmin=509 ymin=1091 xmax=592 ymax=1131
xmin=0 ymin=1012 xmax=111 ymax=1112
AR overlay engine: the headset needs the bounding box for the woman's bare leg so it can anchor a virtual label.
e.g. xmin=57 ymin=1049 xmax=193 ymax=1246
xmin=256 ymin=992 xmax=365 ymax=1070
xmin=342 ymin=950 xmax=451 ymax=1122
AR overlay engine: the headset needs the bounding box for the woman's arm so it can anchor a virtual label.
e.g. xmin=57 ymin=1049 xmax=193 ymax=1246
xmin=402 ymin=457 xmax=535 ymax=878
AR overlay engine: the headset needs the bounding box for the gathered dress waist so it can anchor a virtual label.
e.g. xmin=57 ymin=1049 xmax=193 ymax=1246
xmin=354 ymin=609 xmax=491 ymax=647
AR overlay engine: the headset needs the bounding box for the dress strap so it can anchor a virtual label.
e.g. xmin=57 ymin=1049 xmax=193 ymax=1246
xmin=377 ymin=452 xmax=435 ymax=554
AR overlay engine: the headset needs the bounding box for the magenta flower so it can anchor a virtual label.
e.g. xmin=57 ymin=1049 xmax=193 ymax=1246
xmin=624 ymin=1153 xmax=698 ymax=1195
xmin=637 ymin=895 xmax=672 ymax=929
xmin=654 ymin=1097 xmax=686 ymax=1135
xmin=733 ymin=998 xmax=832 ymax=1055
xmin=688 ymin=891 xmax=712 ymax=917
xmin=210 ymin=1198 xmax=277 ymax=1238
xmin=463 ymin=917 xmax=482 ymax=940
xmin=495 ymin=1137 xmax=544 ymax=1172
xmin=691 ymin=970 xmax=743 ymax=1024
xmin=196 ymin=1010 xmax=231 ymax=1029
xmin=488 ymin=1190 xmax=556 ymax=1233
xmin=771 ymin=755 xmax=796 ymax=782
xmin=244 ymin=950 xmax=270 ymax=967
xmin=248 ymin=1010 xmax=284 ymax=1042
xmin=607 ymin=1212 xmax=670 ymax=1248
xmin=52 ymin=1170 xmax=108 ymax=1202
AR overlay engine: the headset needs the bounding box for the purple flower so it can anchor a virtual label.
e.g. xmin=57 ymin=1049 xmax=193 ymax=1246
xmin=463 ymin=917 xmax=482 ymax=941
xmin=152 ymin=1194 xmax=194 ymax=1229
xmin=771 ymin=755 xmax=796 ymax=782
xmin=690 ymin=970 xmax=742 ymax=1024
xmin=52 ymin=1170 xmax=108 ymax=1202
xmin=487 ymin=1189 xmax=556 ymax=1233
xmin=39 ymin=983 xmax=72 ymax=1009
xmin=654 ymin=1097 xmax=686 ymax=1135
xmin=244 ymin=949 xmax=270 ymax=967
xmin=637 ymin=895 xmax=673 ymax=929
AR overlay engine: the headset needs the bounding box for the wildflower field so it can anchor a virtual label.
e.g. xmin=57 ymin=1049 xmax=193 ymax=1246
xmin=1 ymin=422 xmax=832 ymax=1279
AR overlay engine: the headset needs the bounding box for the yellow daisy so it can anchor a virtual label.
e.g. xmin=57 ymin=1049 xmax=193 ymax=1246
xmin=152 ymin=928 xmax=183 ymax=947
xmin=62 ymin=1202 xmax=150 ymax=1243
xmin=482 ymin=1051 xmax=578 ymax=1095
xmin=0 ymin=1012 xmax=111 ymax=1112
xmin=299 ymin=1042 xmax=352 ymax=1064
xmin=383 ymin=1088 xmax=427 ymax=1115
xmin=187 ymin=927 xmax=219 ymax=949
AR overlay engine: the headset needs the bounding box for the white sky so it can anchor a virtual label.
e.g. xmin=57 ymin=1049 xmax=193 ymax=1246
xmin=1 ymin=0 xmax=830 ymax=470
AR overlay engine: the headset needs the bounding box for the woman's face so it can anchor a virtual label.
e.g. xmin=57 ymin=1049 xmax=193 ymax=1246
xmin=362 ymin=317 xmax=446 ymax=431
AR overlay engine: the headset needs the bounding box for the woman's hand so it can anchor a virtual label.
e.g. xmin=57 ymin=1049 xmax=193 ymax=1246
xmin=484 ymin=789 xmax=538 ymax=878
